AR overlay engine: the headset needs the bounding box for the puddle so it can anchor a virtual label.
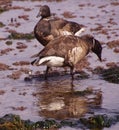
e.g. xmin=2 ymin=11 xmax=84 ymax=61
xmin=0 ymin=0 xmax=119 ymax=129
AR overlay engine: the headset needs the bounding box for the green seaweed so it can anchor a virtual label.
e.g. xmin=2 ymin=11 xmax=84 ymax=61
xmin=0 ymin=7 xmax=7 ymax=14
xmin=8 ymin=31 xmax=34 ymax=40
xmin=60 ymin=119 xmax=78 ymax=127
xmin=80 ymin=114 xmax=113 ymax=129
xmin=0 ymin=113 xmax=119 ymax=129
xmin=101 ymin=66 xmax=119 ymax=84
xmin=0 ymin=114 xmax=33 ymax=130
xmin=75 ymin=71 xmax=89 ymax=80
xmin=5 ymin=41 xmax=13 ymax=46
xmin=0 ymin=114 xmax=60 ymax=130
xmin=35 ymin=119 xmax=60 ymax=129
xmin=0 ymin=22 xmax=5 ymax=27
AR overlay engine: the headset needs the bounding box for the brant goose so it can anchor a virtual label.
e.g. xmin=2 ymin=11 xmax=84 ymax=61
xmin=31 ymin=35 xmax=102 ymax=80
xmin=34 ymin=5 xmax=85 ymax=46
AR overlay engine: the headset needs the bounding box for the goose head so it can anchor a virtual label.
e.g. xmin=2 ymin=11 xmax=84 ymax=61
xmin=91 ymin=38 xmax=102 ymax=61
xmin=37 ymin=5 xmax=51 ymax=18
xmin=81 ymin=35 xmax=102 ymax=61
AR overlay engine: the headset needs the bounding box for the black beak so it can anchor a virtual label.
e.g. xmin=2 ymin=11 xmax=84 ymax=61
xmin=36 ymin=5 xmax=42 ymax=18
xmin=36 ymin=11 xmax=41 ymax=18
xmin=98 ymin=54 xmax=102 ymax=62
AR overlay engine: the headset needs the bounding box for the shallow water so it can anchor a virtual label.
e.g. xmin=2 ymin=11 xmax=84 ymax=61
xmin=0 ymin=0 xmax=119 ymax=129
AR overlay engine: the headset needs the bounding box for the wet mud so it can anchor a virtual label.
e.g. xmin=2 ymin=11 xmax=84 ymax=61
xmin=0 ymin=0 xmax=119 ymax=130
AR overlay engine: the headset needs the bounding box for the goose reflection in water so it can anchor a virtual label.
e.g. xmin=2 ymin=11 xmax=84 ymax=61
xmin=35 ymin=79 xmax=102 ymax=120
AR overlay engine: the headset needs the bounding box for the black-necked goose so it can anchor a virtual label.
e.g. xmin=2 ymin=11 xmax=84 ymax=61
xmin=31 ymin=35 xmax=102 ymax=80
xmin=34 ymin=5 xmax=85 ymax=46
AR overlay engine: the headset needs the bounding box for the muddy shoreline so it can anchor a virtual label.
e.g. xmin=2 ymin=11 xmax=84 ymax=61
xmin=0 ymin=0 xmax=119 ymax=130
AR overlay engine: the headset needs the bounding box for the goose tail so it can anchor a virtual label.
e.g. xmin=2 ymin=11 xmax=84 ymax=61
xmin=75 ymin=27 xmax=86 ymax=36
xmin=31 ymin=59 xmax=38 ymax=66
xmin=31 ymin=57 xmax=50 ymax=66
xmin=31 ymin=57 xmax=42 ymax=66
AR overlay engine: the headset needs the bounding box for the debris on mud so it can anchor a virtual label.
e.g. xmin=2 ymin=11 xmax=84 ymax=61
xmin=19 ymin=67 xmax=31 ymax=74
xmin=106 ymin=62 xmax=117 ymax=67
xmin=0 ymin=62 xmax=10 ymax=71
xmin=90 ymin=24 xmax=104 ymax=32
xmin=61 ymin=11 xmax=76 ymax=18
xmin=107 ymin=40 xmax=119 ymax=49
xmin=0 ymin=0 xmax=12 ymax=15
xmin=0 ymin=0 xmax=11 ymax=6
xmin=92 ymin=66 xmax=104 ymax=74
xmin=75 ymin=70 xmax=89 ymax=80
xmin=12 ymin=61 xmax=30 ymax=66
xmin=16 ymin=42 xmax=27 ymax=50
xmin=11 ymin=106 xmax=27 ymax=111
xmin=11 ymin=5 xmax=31 ymax=12
xmin=111 ymin=2 xmax=119 ymax=6
xmin=0 ymin=48 xmax=14 ymax=56
xmin=7 ymin=67 xmax=31 ymax=79
xmin=32 ymin=0 xmax=64 ymax=2
xmin=114 ymin=48 xmax=119 ymax=53
xmin=7 ymin=70 xmax=22 ymax=79
xmin=0 ymin=90 xmax=5 ymax=95
xmin=18 ymin=15 xmax=29 ymax=21
xmin=107 ymin=39 xmax=119 ymax=53
xmin=0 ymin=1 xmax=119 ymax=130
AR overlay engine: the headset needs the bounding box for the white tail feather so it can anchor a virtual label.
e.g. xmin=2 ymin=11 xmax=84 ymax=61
xmin=74 ymin=27 xmax=86 ymax=36
xmin=38 ymin=56 xmax=65 ymax=67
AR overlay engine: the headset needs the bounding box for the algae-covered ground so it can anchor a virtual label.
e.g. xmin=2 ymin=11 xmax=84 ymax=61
xmin=1 ymin=113 xmax=119 ymax=130
xmin=0 ymin=0 xmax=119 ymax=130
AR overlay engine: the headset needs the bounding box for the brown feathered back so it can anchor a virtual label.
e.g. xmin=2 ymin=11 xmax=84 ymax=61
xmin=31 ymin=35 xmax=102 ymax=79
xmin=34 ymin=5 xmax=85 ymax=46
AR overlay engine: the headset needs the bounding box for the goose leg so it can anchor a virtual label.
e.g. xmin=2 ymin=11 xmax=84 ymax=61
xmin=45 ymin=66 xmax=50 ymax=80
xmin=70 ymin=66 xmax=74 ymax=80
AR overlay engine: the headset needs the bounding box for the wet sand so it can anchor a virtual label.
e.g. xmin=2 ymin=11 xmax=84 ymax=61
xmin=0 ymin=0 xmax=119 ymax=129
